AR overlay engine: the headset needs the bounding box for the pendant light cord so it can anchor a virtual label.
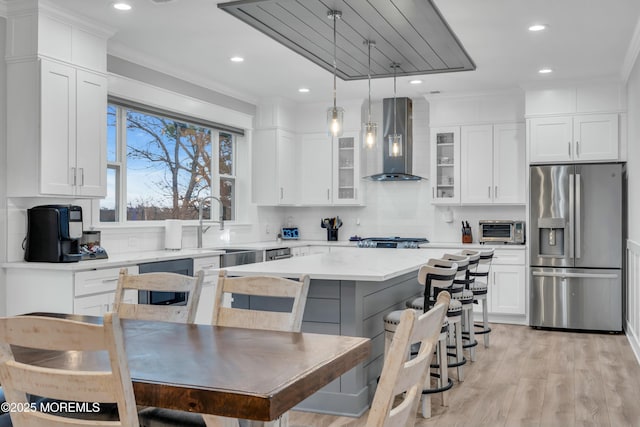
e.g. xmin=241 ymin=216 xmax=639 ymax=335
xmin=367 ymin=41 xmax=372 ymax=122
xmin=392 ymin=63 xmax=398 ymax=136
xmin=332 ymin=12 xmax=337 ymax=111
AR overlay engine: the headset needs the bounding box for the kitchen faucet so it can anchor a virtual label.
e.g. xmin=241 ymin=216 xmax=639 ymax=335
xmin=197 ymin=196 xmax=224 ymax=248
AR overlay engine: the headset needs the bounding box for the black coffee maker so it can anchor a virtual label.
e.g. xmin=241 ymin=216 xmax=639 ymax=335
xmin=24 ymin=205 xmax=83 ymax=263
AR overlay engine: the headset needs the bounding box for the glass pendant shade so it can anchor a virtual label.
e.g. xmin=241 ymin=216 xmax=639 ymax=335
xmin=389 ymin=134 xmax=402 ymax=157
xmin=363 ymin=121 xmax=377 ymax=149
xmin=328 ymin=106 xmax=344 ymax=137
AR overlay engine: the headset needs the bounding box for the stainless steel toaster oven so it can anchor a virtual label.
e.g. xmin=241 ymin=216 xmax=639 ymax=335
xmin=479 ymin=220 xmax=525 ymax=244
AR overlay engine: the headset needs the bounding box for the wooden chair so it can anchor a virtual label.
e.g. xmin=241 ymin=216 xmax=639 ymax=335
xmin=113 ymin=268 xmax=204 ymax=324
xmin=336 ymin=292 xmax=450 ymax=427
xmin=139 ymin=270 xmax=310 ymax=427
xmin=0 ymin=313 xmax=139 ymax=426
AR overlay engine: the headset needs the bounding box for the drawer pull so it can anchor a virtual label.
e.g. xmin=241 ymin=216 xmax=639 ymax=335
xmin=101 ymin=278 xmax=119 ymax=283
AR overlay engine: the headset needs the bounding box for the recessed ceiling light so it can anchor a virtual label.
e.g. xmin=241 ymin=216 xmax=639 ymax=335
xmin=113 ymin=2 xmax=132 ymax=11
xmin=529 ymin=24 xmax=547 ymax=32
xmin=230 ymin=56 xmax=244 ymax=63
xmin=538 ymin=68 xmax=553 ymax=74
xmin=298 ymin=88 xmax=310 ymax=93
xmin=409 ymin=80 xmax=423 ymax=85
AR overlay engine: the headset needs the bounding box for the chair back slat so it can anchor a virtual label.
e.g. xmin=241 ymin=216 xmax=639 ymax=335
xmin=367 ymin=292 xmax=450 ymax=427
xmin=0 ymin=313 xmax=139 ymax=427
xmin=213 ymin=270 xmax=310 ymax=332
xmin=113 ymin=268 xmax=204 ymax=324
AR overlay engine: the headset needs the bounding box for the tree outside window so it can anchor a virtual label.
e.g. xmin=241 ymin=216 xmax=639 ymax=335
xmin=101 ymin=105 xmax=236 ymax=222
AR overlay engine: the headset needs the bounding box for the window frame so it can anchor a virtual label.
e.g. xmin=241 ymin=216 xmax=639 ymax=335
xmin=100 ymin=103 xmax=238 ymax=225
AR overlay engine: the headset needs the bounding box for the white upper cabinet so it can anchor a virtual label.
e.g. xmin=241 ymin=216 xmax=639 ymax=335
xmin=430 ymin=127 xmax=460 ymax=204
xmin=528 ymin=114 xmax=618 ymax=163
xmin=460 ymin=123 xmax=525 ymax=205
xmin=333 ymin=133 xmax=362 ymax=205
xmin=300 ymin=133 xmax=333 ymax=205
xmin=7 ymin=58 xmax=107 ymax=197
xmin=526 ymin=84 xmax=623 ymax=164
xmin=252 ymin=129 xmax=299 ymax=205
xmin=5 ymin=4 xmax=110 ymax=198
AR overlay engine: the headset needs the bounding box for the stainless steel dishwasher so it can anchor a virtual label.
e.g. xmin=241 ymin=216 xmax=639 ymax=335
xmin=219 ymin=249 xmax=264 ymax=268
xmin=265 ymin=247 xmax=292 ymax=261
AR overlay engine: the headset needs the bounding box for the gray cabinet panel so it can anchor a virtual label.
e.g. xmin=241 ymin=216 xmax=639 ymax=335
xmin=303 ymin=299 xmax=340 ymax=322
xmin=308 ymin=280 xmax=341 ymax=298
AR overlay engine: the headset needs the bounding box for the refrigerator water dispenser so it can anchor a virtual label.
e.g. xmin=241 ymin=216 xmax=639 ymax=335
xmin=537 ymin=218 xmax=567 ymax=257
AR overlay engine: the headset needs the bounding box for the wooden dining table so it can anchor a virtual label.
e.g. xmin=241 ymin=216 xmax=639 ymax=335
xmin=13 ymin=313 xmax=371 ymax=423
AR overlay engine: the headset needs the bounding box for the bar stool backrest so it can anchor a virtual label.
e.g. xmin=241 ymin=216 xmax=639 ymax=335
xmin=367 ymin=292 xmax=451 ymax=427
xmin=418 ymin=262 xmax=458 ymax=312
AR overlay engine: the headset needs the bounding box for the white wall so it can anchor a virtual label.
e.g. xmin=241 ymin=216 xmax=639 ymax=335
xmin=625 ymin=45 xmax=640 ymax=358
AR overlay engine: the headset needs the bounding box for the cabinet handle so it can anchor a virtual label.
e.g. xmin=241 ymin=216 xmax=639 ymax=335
xmin=495 ymin=186 xmax=498 ymax=199
xmin=576 ymin=141 xmax=580 ymax=157
xmin=280 ymin=187 xmax=283 ymax=200
xmin=355 ymin=188 xmax=357 ymax=199
xmin=101 ymin=278 xmax=118 ymax=283
xmin=488 ymin=186 xmax=491 ymax=198
xmin=432 ymin=187 xmax=435 ymax=198
xmin=327 ymin=189 xmax=330 ymax=200
xmin=568 ymin=141 xmax=571 ymax=156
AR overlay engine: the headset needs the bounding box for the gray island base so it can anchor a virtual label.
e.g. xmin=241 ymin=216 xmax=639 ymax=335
xmin=225 ymin=250 xmax=433 ymax=416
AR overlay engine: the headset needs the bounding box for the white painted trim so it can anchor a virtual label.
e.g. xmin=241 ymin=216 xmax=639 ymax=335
xmin=0 ymin=1 xmax=8 ymax=18
xmin=423 ymin=88 xmax=524 ymax=101
xmin=107 ymin=73 xmax=254 ymax=131
xmin=622 ymin=16 xmax=640 ymax=84
xmin=627 ymin=239 xmax=640 ymax=366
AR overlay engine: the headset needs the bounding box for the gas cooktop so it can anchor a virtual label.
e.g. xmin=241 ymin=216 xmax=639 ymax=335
xmin=357 ymin=237 xmax=429 ymax=249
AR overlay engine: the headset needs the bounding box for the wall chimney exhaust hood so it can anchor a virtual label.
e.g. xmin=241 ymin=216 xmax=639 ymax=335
xmin=217 ymin=0 xmax=475 ymax=80
xmin=366 ymin=97 xmax=423 ymax=181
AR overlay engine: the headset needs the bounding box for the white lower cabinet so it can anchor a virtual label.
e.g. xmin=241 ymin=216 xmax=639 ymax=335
xmin=74 ymin=266 xmax=139 ymax=316
xmin=490 ymin=265 xmax=526 ymax=315
xmin=193 ymin=256 xmax=222 ymax=324
xmin=74 ymin=289 xmax=138 ymax=316
xmin=292 ymin=246 xmax=311 ymax=257
xmin=471 ymin=249 xmax=526 ymax=324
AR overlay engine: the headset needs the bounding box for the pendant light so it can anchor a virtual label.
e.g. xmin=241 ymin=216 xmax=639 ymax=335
xmin=362 ymin=40 xmax=377 ymax=149
xmin=389 ymin=62 xmax=402 ymax=157
xmin=327 ymin=10 xmax=344 ymax=137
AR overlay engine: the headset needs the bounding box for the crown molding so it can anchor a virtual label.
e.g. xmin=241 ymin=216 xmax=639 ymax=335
xmin=622 ymin=15 xmax=640 ymax=83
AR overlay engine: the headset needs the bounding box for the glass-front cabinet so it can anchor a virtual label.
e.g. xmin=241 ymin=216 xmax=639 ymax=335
xmin=333 ymin=133 xmax=362 ymax=205
xmin=430 ymin=126 xmax=460 ymax=204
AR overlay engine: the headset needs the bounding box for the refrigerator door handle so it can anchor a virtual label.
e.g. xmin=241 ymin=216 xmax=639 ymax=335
xmin=532 ymin=271 xmax=619 ymax=279
xmin=569 ymin=173 xmax=574 ymax=259
xmin=576 ymin=174 xmax=581 ymax=259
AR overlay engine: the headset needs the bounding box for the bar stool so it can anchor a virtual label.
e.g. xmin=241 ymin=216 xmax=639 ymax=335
xmin=383 ymin=261 xmax=458 ymax=418
xmin=465 ymin=248 xmax=495 ymax=348
xmin=457 ymin=249 xmax=480 ymax=361
xmin=439 ymin=253 xmax=472 ymax=372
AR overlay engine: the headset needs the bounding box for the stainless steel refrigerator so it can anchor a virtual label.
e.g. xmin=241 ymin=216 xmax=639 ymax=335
xmin=529 ymin=163 xmax=625 ymax=332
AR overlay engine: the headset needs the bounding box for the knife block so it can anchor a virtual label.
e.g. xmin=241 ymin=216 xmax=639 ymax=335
xmin=462 ymin=233 xmax=472 ymax=244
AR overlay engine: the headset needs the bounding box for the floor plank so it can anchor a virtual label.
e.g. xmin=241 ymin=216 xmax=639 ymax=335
xmin=290 ymin=324 xmax=640 ymax=427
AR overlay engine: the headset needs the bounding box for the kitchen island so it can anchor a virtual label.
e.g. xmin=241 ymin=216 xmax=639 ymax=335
xmin=223 ymin=248 xmax=445 ymax=417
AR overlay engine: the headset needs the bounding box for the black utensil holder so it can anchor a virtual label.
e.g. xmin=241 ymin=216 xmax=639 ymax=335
xmin=327 ymin=229 xmax=338 ymax=241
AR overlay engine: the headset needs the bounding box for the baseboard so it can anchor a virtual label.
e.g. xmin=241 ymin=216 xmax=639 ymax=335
xmin=626 ymin=321 xmax=640 ymax=366
xmin=626 ymin=238 xmax=640 ymax=365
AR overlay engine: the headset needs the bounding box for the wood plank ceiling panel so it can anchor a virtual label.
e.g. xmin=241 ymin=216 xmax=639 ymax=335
xmin=218 ymin=0 xmax=475 ymax=80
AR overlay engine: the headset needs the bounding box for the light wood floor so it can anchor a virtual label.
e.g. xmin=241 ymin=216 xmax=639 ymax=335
xmin=290 ymin=323 xmax=640 ymax=427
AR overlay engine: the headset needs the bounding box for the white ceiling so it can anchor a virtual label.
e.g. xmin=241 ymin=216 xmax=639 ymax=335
xmin=47 ymin=0 xmax=640 ymax=105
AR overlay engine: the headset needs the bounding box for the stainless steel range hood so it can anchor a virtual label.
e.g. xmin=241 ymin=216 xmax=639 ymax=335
xmin=366 ymin=97 xmax=424 ymax=181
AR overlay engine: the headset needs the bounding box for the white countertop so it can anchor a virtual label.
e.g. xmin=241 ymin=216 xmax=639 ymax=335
xmin=224 ymin=248 xmax=452 ymax=281
xmin=3 ymin=248 xmax=224 ymax=271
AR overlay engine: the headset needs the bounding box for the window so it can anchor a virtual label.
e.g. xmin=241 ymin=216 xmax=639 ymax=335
xmin=102 ymin=104 xmax=237 ymax=223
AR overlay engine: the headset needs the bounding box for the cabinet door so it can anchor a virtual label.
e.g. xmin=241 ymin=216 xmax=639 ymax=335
xmin=491 ymin=265 xmax=525 ymax=315
xmin=430 ymin=127 xmax=460 ymax=204
xmin=573 ymin=114 xmax=618 ymax=161
xmin=529 ymin=116 xmax=573 ymax=163
xmin=40 ymin=59 xmax=76 ymax=196
xmin=76 ymin=69 xmax=107 ymax=197
xmin=460 ymin=125 xmax=493 ymax=204
xmin=74 ymin=293 xmax=109 ymax=316
xmin=300 ymin=133 xmax=332 ymax=205
xmin=493 ymin=123 xmax=525 ymax=204
xmin=277 ymin=130 xmax=298 ymax=204
xmin=333 ymin=133 xmax=361 ymax=205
